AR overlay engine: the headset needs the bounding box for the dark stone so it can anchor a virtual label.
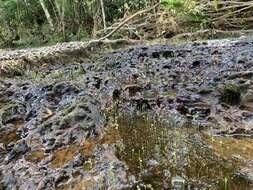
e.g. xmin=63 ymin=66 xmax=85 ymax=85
xmin=192 ymin=60 xmax=201 ymax=68
xmin=162 ymin=51 xmax=174 ymax=58
xmin=112 ymin=89 xmax=121 ymax=100
xmin=152 ymin=52 xmax=160 ymax=59
xmin=177 ymin=104 xmax=188 ymax=115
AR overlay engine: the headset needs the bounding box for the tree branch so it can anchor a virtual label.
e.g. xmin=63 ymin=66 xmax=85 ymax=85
xmin=99 ymin=3 xmax=160 ymax=40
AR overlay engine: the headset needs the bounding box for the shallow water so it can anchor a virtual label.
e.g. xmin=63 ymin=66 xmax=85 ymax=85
xmin=112 ymin=115 xmax=253 ymax=190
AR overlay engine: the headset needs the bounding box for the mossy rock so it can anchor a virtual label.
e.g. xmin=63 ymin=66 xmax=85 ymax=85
xmin=221 ymin=84 xmax=241 ymax=105
xmin=0 ymin=103 xmax=26 ymax=124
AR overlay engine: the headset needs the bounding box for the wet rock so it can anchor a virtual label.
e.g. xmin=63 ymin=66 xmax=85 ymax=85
xmin=0 ymin=103 xmax=26 ymax=125
xmin=2 ymin=171 xmax=17 ymax=190
xmin=0 ymin=143 xmax=5 ymax=152
xmin=237 ymin=161 xmax=253 ymax=183
xmin=176 ymin=104 xmax=188 ymax=115
xmin=123 ymin=84 xmax=143 ymax=97
xmin=112 ymin=89 xmax=121 ymax=100
xmin=241 ymin=88 xmax=253 ymax=111
xmin=37 ymin=177 xmax=55 ymax=190
xmin=152 ymin=52 xmax=160 ymax=59
xmin=227 ymin=71 xmax=253 ymax=80
xmin=189 ymin=106 xmax=211 ymax=118
xmin=176 ymin=96 xmax=192 ymax=104
xmin=146 ymin=159 xmax=159 ymax=168
xmin=198 ymin=87 xmax=213 ymax=95
xmin=192 ymin=60 xmax=201 ymax=68
xmin=55 ymin=171 xmax=70 ymax=187
xmin=171 ymin=176 xmax=185 ymax=190
xmin=5 ymin=140 xmax=29 ymax=162
xmin=164 ymin=50 xmax=175 ymax=58
xmin=58 ymin=100 xmax=100 ymax=133
xmin=67 ymin=153 xmax=87 ymax=168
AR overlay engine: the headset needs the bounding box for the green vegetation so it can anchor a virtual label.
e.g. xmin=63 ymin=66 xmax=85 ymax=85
xmin=221 ymin=84 xmax=241 ymax=105
xmin=0 ymin=0 xmax=213 ymax=49
xmin=19 ymin=65 xmax=86 ymax=81
xmin=0 ymin=0 xmax=150 ymax=48
xmin=162 ymin=0 xmax=207 ymax=27
xmin=0 ymin=0 xmax=252 ymax=48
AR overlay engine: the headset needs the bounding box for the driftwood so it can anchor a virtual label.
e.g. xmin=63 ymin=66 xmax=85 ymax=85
xmin=97 ymin=0 xmax=253 ymax=41
xmin=198 ymin=0 xmax=253 ymax=29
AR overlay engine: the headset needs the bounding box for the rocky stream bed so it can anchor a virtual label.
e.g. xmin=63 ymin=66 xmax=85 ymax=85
xmin=0 ymin=37 xmax=253 ymax=190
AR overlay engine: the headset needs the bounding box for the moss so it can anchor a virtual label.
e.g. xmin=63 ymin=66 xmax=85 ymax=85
xmin=0 ymin=103 xmax=24 ymax=124
xmin=221 ymin=84 xmax=241 ymax=105
xmin=0 ymin=103 xmax=18 ymax=115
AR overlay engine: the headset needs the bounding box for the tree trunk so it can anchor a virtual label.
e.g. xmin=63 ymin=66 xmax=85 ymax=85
xmin=55 ymin=0 xmax=66 ymax=39
xmin=100 ymin=0 xmax=106 ymax=29
xmin=92 ymin=1 xmax=100 ymax=37
xmin=61 ymin=0 xmax=66 ymax=40
xmin=39 ymin=0 xmax=54 ymax=31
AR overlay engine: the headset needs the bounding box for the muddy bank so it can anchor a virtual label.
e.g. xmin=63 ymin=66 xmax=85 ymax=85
xmin=0 ymin=37 xmax=253 ymax=189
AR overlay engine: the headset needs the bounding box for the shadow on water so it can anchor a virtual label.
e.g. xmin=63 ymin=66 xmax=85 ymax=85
xmin=113 ymin=115 xmax=253 ymax=190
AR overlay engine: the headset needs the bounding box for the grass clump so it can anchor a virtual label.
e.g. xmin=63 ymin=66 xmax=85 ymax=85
xmin=221 ymin=84 xmax=241 ymax=105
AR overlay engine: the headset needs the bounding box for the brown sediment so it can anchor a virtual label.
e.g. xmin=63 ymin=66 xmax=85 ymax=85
xmin=56 ymin=179 xmax=96 ymax=190
xmin=50 ymin=127 xmax=119 ymax=168
xmin=25 ymin=150 xmax=47 ymax=164
xmin=99 ymin=127 xmax=119 ymax=144
xmin=0 ymin=130 xmax=20 ymax=145
xmin=50 ymin=144 xmax=80 ymax=168
xmin=0 ymin=120 xmax=24 ymax=145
